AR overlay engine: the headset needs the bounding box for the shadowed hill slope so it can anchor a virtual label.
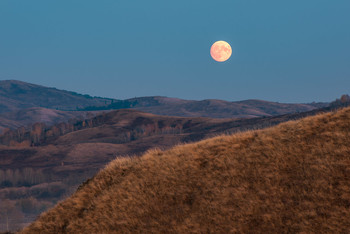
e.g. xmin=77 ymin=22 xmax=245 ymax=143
xmin=23 ymin=107 xmax=350 ymax=233
xmin=0 ymin=80 xmax=113 ymax=113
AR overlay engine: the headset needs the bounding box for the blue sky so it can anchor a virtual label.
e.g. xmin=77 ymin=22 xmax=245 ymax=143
xmin=0 ymin=0 xmax=349 ymax=103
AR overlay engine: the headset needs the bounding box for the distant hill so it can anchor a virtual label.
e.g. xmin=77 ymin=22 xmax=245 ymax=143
xmin=0 ymin=80 xmax=328 ymax=121
xmin=22 ymin=106 xmax=350 ymax=233
xmin=81 ymin=96 xmax=326 ymax=118
xmin=0 ymin=80 xmax=113 ymax=113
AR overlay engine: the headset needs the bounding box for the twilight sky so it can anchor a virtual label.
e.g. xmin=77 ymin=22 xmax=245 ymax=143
xmin=0 ymin=0 xmax=349 ymax=103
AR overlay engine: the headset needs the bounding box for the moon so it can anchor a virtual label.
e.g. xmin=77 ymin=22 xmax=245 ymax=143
xmin=210 ymin=41 xmax=232 ymax=62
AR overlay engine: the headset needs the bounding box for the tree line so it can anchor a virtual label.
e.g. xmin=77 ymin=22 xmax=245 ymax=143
xmin=0 ymin=113 xmax=185 ymax=147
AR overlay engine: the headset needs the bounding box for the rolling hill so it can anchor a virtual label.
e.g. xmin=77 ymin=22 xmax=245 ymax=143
xmin=21 ymin=106 xmax=350 ymax=233
xmin=0 ymin=80 xmax=113 ymax=113
xmin=0 ymin=80 xmax=327 ymax=120
xmin=81 ymin=96 xmax=325 ymax=118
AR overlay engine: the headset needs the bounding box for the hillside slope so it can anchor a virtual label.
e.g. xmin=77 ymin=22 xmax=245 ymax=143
xmin=0 ymin=80 xmax=113 ymax=113
xmin=1 ymin=107 xmax=331 ymax=232
xmin=23 ymin=107 xmax=350 ymax=233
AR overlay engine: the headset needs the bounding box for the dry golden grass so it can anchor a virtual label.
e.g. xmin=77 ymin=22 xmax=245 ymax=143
xmin=22 ymin=107 xmax=350 ymax=233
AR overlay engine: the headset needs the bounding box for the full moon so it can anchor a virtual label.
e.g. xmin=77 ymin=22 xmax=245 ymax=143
xmin=210 ymin=41 xmax=232 ymax=62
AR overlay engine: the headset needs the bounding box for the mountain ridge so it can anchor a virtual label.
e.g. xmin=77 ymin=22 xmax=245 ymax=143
xmin=0 ymin=80 xmax=328 ymax=121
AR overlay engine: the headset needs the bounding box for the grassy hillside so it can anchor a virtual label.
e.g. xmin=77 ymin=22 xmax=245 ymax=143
xmin=23 ymin=107 xmax=350 ymax=233
xmin=1 ymin=108 xmax=328 ymax=232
